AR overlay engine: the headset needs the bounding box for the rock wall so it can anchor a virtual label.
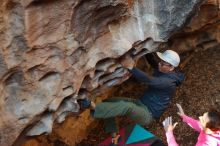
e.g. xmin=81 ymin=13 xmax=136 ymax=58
xmin=163 ymin=0 xmax=218 ymax=53
xmin=0 ymin=0 xmax=206 ymax=145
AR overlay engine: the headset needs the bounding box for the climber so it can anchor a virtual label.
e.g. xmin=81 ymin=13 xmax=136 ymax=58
xmin=80 ymin=50 xmax=185 ymax=145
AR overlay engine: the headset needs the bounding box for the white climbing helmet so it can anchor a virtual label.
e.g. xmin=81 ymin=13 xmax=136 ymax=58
xmin=156 ymin=50 xmax=180 ymax=67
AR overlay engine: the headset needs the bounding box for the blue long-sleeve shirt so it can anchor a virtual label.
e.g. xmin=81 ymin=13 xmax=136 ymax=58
xmin=130 ymin=67 xmax=185 ymax=118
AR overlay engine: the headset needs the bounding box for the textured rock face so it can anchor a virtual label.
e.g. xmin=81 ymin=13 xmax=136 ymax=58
xmin=0 ymin=0 xmax=204 ymax=145
xmin=169 ymin=0 xmax=220 ymax=54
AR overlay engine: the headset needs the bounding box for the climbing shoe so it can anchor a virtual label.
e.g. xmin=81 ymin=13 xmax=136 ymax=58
xmin=78 ymin=98 xmax=91 ymax=109
xmin=78 ymin=98 xmax=96 ymax=109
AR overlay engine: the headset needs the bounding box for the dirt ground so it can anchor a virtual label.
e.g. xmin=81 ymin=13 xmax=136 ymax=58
xmin=77 ymin=46 xmax=220 ymax=146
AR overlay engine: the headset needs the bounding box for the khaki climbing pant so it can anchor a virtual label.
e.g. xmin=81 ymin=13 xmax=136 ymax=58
xmin=92 ymin=97 xmax=153 ymax=134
